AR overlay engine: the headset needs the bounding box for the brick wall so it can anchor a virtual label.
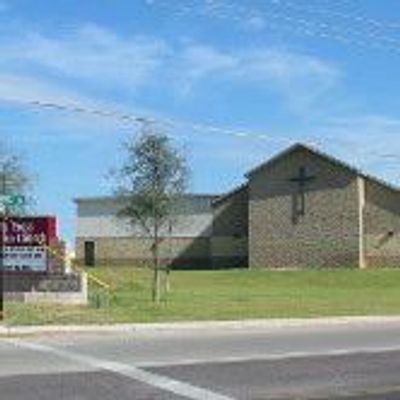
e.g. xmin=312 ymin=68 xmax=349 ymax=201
xmin=75 ymin=195 xmax=215 ymax=269
xmin=364 ymin=179 xmax=400 ymax=267
xmin=3 ymin=272 xmax=82 ymax=293
xmin=211 ymin=185 xmax=248 ymax=268
xmin=75 ymin=236 xmax=212 ymax=268
xmin=248 ymin=147 xmax=360 ymax=268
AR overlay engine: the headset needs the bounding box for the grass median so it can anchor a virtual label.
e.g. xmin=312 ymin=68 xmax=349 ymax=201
xmin=5 ymin=267 xmax=400 ymax=325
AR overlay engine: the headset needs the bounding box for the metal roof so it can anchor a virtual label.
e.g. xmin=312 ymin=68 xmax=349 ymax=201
xmin=212 ymin=183 xmax=248 ymax=206
xmin=74 ymin=193 xmax=219 ymax=204
xmin=75 ymin=143 xmax=400 ymax=208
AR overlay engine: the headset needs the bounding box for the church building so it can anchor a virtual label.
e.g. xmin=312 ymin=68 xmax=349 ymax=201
xmin=75 ymin=143 xmax=400 ymax=269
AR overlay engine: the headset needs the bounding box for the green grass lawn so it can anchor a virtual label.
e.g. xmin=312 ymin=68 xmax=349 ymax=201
xmin=5 ymin=268 xmax=400 ymax=326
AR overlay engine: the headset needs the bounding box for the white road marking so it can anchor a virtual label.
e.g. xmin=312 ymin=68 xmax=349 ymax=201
xmin=7 ymin=340 xmax=400 ymax=399
xmin=133 ymin=345 xmax=400 ymax=368
xmin=8 ymin=339 xmax=234 ymax=400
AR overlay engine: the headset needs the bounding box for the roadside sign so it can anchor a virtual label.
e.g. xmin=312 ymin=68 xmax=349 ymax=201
xmin=0 ymin=194 xmax=25 ymax=208
xmin=1 ymin=216 xmax=57 ymax=272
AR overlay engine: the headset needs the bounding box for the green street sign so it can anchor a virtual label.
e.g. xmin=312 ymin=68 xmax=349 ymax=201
xmin=0 ymin=194 xmax=26 ymax=207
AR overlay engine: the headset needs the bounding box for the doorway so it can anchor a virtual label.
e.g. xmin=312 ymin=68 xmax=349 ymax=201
xmin=84 ymin=241 xmax=96 ymax=267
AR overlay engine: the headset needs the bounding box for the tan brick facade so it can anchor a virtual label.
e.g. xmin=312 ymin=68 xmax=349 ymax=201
xmin=248 ymin=147 xmax=360 ymax=268
xmin=75 ymin=236 xmax=211 ymax=268
xmin=364 ymin=180 xmax=400 ymax=267
xmin=75 ymin=144 xmax=400 ymax=270
xmin=211 ymin=185 xmax=248 ymax=268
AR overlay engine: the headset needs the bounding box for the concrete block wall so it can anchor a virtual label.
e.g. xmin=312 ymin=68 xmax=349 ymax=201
xmin=74 ymin=146 xmax=400 ymax=271
xmin=364 ymin=180 xmax=400 ymax=267
xmin=75 ymin=236 xmax=212 ymax=268
xmin=248 ymin=148 xmax=360 ymax=269
xmin=3 ymin=272 xmax=83 ymax=293
xmin=211 ymin=186 xmax=248 ymax=268
xmin=75 ymin=195 xmax=215 ymax=269
xmin=4 ymin=273 xmax=88 ymax=305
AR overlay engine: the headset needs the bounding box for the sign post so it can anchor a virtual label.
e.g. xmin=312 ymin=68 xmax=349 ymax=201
xmin=0 ymin=213 xmax=3 ymax=321
xmin=0 ymin=194 xmax=25 ymax=321
xmin=0 ymin=198 xmax=7 ymax=321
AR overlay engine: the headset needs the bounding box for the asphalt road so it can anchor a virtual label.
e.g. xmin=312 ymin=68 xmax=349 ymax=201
xmin=2 ymin=320 xmax=400 ymax=399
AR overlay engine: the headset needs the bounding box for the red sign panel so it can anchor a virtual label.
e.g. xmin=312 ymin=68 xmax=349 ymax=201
xmin=1 ymin=216 xmax=57 ymax=272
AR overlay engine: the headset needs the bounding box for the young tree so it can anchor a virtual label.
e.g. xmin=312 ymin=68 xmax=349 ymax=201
xmin=113 ymin=126 xmax=189 ymax=303
xmin=0 ymin=144 xmax=32 ymax=321
xmin=0 ymin=144 xmax=32 ymax=215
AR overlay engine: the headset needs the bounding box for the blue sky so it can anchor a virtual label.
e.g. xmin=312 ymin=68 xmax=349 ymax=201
xmin=1 ymin=0 xmax=400 ymax=247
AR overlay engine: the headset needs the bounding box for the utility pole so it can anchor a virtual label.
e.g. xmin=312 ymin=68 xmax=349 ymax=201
xmin=0 ymin=166 xmax=6 ymax=321
xmin=0 ymin=153 xmax=27 ymax=321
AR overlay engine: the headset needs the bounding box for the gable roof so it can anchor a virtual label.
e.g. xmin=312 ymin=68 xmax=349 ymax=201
xmin=245 ymin=142 xmax=400 ymax=193
xmin=74 ymin=193 xmax=219 ymax=204
xmin=212 ymin=183 xmax=248 ymax=206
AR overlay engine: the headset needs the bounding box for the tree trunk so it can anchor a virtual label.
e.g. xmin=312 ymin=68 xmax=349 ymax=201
xmin=164 ymin=267 xmax=171 ymax=294
xmin=151 ymin=223 xmax=161 ymax=303
xmin=151 ymin=262 xmax=161 ymax=303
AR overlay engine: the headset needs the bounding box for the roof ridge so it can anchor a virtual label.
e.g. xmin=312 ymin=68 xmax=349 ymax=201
xmin=245 ymin=142 xmax=399 ymax=193
xmin=74 ymin=193 xmax=220 ymax=203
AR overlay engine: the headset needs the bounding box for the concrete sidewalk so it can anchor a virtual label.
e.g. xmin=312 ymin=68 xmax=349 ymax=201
xmin=1 ymin=315 xmax=400 ymax=337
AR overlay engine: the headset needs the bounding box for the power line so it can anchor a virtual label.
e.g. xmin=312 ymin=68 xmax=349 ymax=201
xmin=259 ymin=1 xmax=400 ymax=49
xmin=163 ymin=1 xmax=400 ymax=54
xmin=4 ymin=97 xmax=400 ymax=168
xmin=10 ymin=99 xmax=295 ymax=145
xmin=224 ymin=3 xmax=400 ymax=52
xmin=28 ymin=100 xmax=150 ymax=123
xmin=261 ymin=18 xmax=400 ymax=54
xmin=266 ymin=0 xmax=400 ymax=31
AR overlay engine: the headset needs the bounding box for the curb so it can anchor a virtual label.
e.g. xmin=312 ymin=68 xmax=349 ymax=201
xmin=2 ymin=315 xmax=400 ymax=336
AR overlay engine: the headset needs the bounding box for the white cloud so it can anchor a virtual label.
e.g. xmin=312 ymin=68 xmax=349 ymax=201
xmin=0 ymin=73 xmax=156 ymax=144
xmin=244 ymin=15 xmax=266 ymax=31
xmin=0 ymin=24 xmax=168 ymax=89
xmin=309 ymin=114 xmax=400 ymax=184
xmin=176 ymin=44 xmax=341 ymax=109
xmin=200 ymin=1 xmax=272 ymax=33
xmin=0 ymin=22 xmax=342 ymax=130
xmin=0 ymin=73 xmax=96 ymax=106
xmin=0 ymin=23 xmax=341 ymax=113
xmin=176 ymin=44 xmax=237 ymax=94
xmin=238 ymin=50 xmax=338 ymax=83
xmin=180 ymin=45 xmax=237 ymax=78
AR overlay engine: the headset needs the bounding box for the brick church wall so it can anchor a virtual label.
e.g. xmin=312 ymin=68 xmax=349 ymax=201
xmin=75 ymin=195 xmax=215 ymax=269
xmin=75 ymin=236 xmax=211 ymax=268
xmin=364 ymin=179 xmax=400 ymax=268
xmin=75 ymin=145 xmax=400 ymax=271
xmin=248 ymin=148 xmax=360 ymax=269
xmin=211 ymin=185 xmax=248 ymax=268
